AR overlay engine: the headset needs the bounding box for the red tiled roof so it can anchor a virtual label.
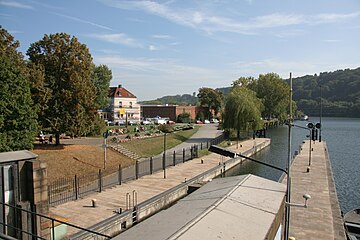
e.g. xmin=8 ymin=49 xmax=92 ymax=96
xmin=109 ymin=86 xmax=136 ymax=98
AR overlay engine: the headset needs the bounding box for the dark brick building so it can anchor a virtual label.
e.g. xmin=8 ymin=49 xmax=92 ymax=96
xmin=141 ymin=105 xmax=210 ymax=121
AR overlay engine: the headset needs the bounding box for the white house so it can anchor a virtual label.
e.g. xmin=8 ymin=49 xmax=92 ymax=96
xmin=99 ymin=84 xmax=141 ymax=124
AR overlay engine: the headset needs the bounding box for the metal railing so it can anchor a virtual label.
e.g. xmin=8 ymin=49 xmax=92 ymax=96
xmin=0 ymin=201 xmax=111 ymax=240
xmin=48 ymin=134 xmax=225 ymax=206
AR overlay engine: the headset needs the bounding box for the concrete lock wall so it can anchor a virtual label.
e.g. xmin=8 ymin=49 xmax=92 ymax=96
xmin=74 ymin=140 xmax=270 ymax=239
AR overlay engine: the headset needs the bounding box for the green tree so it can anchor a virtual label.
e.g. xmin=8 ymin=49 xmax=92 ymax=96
xmin=197 ymin=87 xmax=224 ymax=117
xmin=92 ymin=64 xmax=112 ymax=109
xmin=223 ymin=86 xmax=263 ymax=141
xmin=232 ymin=76 xmax=255 ymax=88
xmin=0 ymin=26 xmax=37 ymax=152
xmin=177 ymin=112 xmax=191 ymax=123
xmin=27 ymin=33 xmax=96 ymax=145
xmin=250 ymin=73 xmax=290 ymax=121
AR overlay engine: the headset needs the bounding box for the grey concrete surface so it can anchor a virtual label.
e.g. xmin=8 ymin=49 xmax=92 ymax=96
xmin=283 ymin=140 xmax=346 ymax=240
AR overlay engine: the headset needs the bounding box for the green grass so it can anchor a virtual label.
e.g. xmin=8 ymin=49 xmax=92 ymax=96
xmin=120 ymin=125 xmax=201 ymax=157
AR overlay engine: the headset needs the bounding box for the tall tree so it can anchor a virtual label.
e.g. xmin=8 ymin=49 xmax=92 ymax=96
xmin=232 ymin=76 xmax=255 ymax=88
xmin=92 ymin=64 xmax=112 ymax=109
xmin=27 ymin=33 xmax=96 ymax=145
xmin=223 ymin=86 xmax=263 ymax=141
xmin=0 ymin=26 xmax=37 ymax=152
xmin=250 ymin=73 xmax=290 ymax=121
xmin=197 ymin=87 xmax=224 ymax=117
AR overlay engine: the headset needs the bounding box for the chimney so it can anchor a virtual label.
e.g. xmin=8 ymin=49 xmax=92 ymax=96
xmin=118 ymin=84 xmax=122 ymax=88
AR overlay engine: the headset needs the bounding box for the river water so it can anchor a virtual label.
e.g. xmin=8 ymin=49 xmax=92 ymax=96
xmin=225 ymin=117 xmax=360 ymax=214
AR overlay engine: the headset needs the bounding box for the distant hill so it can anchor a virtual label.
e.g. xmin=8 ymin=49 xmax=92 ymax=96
xmin=290 ymin=67 xmax=360 ymax=117
xmin=139 ymin=94 xmax=198 ymax=106
xmin=140 ymin=67 xmax=360 ymax=117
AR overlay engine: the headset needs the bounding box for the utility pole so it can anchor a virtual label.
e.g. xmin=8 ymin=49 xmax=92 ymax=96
xmin=284 ymin=72 xmax=293 ymax=240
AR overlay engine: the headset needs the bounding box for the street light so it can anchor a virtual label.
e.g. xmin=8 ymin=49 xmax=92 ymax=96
xmin=159 ymin=124 xmax=174 ymax=179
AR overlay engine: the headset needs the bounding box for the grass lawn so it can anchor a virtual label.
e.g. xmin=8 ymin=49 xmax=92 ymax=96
xmin=32 ymin=125 xmax=201 ymax=182
xmin=120 ymin=125 xmax=200 ymax=157
xmin=33 ymin=144 xmax=135 ymax=182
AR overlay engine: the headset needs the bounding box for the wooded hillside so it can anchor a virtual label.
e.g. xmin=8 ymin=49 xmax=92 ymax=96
xmin=140 ymin=67 xmax=360 ymax=118
xmin=291 ymin=67 xmax=360 ymax=117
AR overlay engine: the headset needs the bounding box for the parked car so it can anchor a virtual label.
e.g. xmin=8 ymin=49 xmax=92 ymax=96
xmin=204 ymin=120 xmax=210 ymax=124
xmin=196 ymin=120 xmax=203 ymax=124
xmin=141 ymin=120 xmax=152 ymax=125
xmin=210 ymin=119 xmax=219 ymax=123
xmin=167 ymin=120 xmax=176 ymax=124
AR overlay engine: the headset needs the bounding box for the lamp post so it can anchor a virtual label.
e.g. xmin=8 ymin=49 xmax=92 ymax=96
xmin=159 ymin=124 xmax=174 ymax=179
xmin=319 ymin=85 xmax=322 ymax=142
xmin=163 ymin=132 xmax=167 ymax=179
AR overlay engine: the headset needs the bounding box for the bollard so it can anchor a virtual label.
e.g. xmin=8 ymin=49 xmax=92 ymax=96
xmin=307 ymin=167 xmax=310 ymax=173
xmin=201 ymin=159 xmax=204 ymax=164
xmin=92 ymin=199 xmax=97 ymax=207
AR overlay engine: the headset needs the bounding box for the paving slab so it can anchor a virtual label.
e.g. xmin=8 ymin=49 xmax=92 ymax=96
xmin=284 ymin=140 xmax=346 ymax=240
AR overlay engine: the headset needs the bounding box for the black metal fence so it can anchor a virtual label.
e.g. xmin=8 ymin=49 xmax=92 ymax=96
xmin=0 ymin=200 xmax=111 ymax=240
xmin=48 ymin=133 xmax=225 ymax=206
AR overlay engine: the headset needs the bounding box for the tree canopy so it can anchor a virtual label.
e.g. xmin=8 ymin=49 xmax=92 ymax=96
xmin=223 ymin=86 xmax=263 ymax=138
xmin=27 ymin=32 xmax=97 ymax=144
xmin=92 ymin=64 xmax=112 ymax=109
xmin=0 ymin=26 xmax=37 ymax=152
xmin=290 ymin=67 xmax=360 ymax=117
xmin=197 ymin=87 xmax=224 ymax=117
xmin=249 ymin=73 xmax=290 ymax=121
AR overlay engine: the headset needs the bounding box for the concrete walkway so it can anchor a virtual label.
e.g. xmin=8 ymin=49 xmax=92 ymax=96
xmin=49 ymin=138 xmax=268 ymax=235
xmin=284 ymin=140 xmax=346 ymax=240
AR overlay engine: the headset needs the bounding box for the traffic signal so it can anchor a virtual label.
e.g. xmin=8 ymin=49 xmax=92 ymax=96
xmin=311 ymin=129 xmax=318 ymax=141
xmin=307 ymin=122 xmax=314 ymax=129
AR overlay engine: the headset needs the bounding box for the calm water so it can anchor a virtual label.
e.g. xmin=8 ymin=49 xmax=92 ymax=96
xmin=225 ymin=117 xmax=360 ymax=214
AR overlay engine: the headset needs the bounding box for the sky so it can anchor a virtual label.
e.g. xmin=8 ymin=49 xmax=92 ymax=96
xmin=1 ymin=0 xmax=360 ymax=101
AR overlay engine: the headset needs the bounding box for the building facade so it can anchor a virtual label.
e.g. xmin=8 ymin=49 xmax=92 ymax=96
xmin=141 ymin=105 xmax=209 ymax=122
xmin=99 ymin=85 xmax=141 ymax=124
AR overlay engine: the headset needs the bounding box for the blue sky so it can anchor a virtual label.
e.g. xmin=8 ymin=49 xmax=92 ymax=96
xmin=1 ymin=0 xmax=360 ymax=100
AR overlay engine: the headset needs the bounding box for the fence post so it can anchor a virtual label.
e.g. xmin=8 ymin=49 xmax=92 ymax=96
xmin=119 ymin=164 xmax=122 ymax=185
xmin=150 ymin=157 xmax=153 ymax=174
xmin=183 ymin=148 xmax=185 ymax=163
xmin=196 ymin=145 xmax=199 ymax=158
xmin=99 ymin=169 xmax=102 ymax=192
xmin=201 ymin=142 xmax=203 ymax=150
xmin=190 ymin=146 xmax=193 ymax=160
xmin=74 ymin=175 xmax=78 ymax=200
xmin=135 ymin=160 xmax=139 ymax=179
xmin=173 ymin=151 xmax=176 ymax=166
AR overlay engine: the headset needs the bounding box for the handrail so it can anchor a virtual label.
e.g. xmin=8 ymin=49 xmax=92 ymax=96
xmin=0 ymin=201 xmax=111 ymax=239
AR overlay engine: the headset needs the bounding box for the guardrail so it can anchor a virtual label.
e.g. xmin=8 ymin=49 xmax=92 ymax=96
xmin=48 ymin=134 xmax=225 ymax=206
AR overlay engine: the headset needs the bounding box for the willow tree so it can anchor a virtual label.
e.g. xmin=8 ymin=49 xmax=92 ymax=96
xmin=223 ymin=86 xmax=263 ymax=143
xmin=27 ymin=33 xmax=96 ymax=145
xmin=0 ymin=26 xmax=37 ymax=151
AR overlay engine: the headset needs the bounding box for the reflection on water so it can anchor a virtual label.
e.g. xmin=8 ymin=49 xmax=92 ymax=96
xmin=224 ymin=118 xmax=360 ymax=213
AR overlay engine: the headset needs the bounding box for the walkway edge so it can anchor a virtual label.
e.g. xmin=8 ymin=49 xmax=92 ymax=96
xmin=324 ymin=142 xmax=347 ymax=240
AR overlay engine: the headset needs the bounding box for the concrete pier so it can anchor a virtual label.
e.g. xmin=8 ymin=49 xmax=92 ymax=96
xmin=284 ymin=140 xmax=346 ymax=239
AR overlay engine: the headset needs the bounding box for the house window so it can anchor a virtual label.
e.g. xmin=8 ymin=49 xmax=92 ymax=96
xmin=120 ymin=114 xmax=123 ymax=118
xmin=130 ymin=102 xmax=133 ymax=108
xmin=119 ymin=101 xmax=122 ymax=108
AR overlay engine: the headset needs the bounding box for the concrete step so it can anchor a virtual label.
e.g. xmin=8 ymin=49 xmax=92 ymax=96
xmin=109 ymin=144 xmax=141 ymax=160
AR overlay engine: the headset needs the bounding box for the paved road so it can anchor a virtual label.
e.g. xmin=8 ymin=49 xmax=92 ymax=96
xmin=59 ymin=124 xmax=222 ymax=150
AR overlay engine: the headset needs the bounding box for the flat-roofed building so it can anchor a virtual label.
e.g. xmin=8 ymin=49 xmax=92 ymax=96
xmin=115 ymin=174 xmax=286 ymax=240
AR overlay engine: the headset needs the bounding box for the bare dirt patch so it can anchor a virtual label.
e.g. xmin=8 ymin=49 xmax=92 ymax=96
xmin=32 ymin=144 xmax=135 ymax=183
